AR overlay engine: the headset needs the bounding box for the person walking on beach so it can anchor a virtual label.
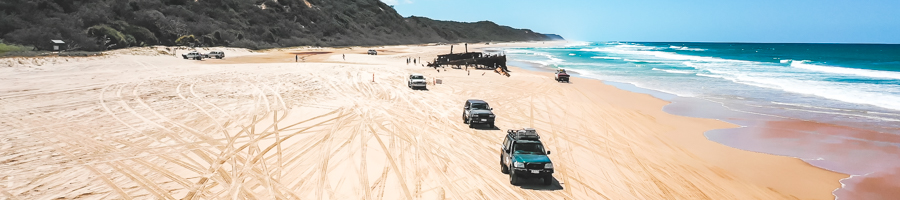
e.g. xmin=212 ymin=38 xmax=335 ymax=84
xmin=295 ymin=55 xmax=298 ymax=62
xmin=342 ymin=54 xmax=345 ymax=60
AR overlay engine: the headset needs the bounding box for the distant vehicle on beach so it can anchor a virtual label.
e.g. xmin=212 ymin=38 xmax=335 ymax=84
xmin=501 ymin=128 xmax=554 ymax=185
xmin=182 ymin=51 xmax=203 ymax=60
xmin=408 ymin=74 xmax=427 ymax=89
xmin=462 ymin=99 xmax=495 ymax=128
xmin=555 ymin=69 xmax=570 ymax=83
xmin=367 ymin=49 xmax=378 ymax=55
xmin=204 ymin=51 xmax=225 ymax=59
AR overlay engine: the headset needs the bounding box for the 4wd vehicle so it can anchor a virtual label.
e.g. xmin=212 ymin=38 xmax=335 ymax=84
xmin=555 ymin=68 xmax=570 ymax=83
xmin=205 ymin=51 xmax=225 ymax=59
xmin=462 ymin=99 xmax=495 ymax=128
xmin=182 ymin=51 xmax=203 ymax=60
xmin=500 ymin=128 xmax=554 ymax=185
xmin=408 ymin=74 xmax=427 ymax=89
xmin=367 ymin=49 xmax=378 ymax=55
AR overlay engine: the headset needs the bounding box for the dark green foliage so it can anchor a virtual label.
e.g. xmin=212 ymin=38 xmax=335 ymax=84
xmin=0 ymin=0 xmax=560 ymax=50
xmin=87 ymin=24 xmax=133 ymax=49
xmin=175 ymin=35 xmax=198 ymax=46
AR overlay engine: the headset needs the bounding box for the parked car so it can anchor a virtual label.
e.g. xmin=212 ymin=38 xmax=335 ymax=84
xmin=367 ymin=49 xmax=378 ymax=55
xmin=462 ymin=99 xmax=495 ymax=128
xmin=408 ymin=74 xmax=427 ymax=89
xmin=501 ymin=128 xmax=554 ymax=185
xmin=182 ymin=51 xmax=203 ymax=60
xmin=205 ymin=51 xmax=225 ymax=59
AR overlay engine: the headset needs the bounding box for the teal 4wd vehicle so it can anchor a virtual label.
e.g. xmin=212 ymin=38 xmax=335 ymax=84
xmin=500 ymin=128 xmax=554 ymax=185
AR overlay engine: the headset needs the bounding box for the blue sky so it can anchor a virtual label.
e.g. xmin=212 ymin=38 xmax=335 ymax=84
xmin=385 ymin=0 xmax=900 ymax=44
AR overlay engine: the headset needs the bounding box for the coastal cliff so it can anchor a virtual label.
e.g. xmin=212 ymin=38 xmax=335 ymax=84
xmin=0 ymin=0 xmax=562 ymax=50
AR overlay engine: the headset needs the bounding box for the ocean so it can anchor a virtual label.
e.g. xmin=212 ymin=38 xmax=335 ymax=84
xmin=502 ymin=42 xmax=900 ymax=199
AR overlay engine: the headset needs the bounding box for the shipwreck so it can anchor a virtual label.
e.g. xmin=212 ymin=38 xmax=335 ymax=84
xmin=427 ymin=44 xmax=509 ymax=73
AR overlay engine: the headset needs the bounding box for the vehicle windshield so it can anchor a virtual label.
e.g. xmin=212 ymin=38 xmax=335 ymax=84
xmin=513 ymin=143 xmax=545 ymax=155
xmin=470 ymin=103 xmax=489 ymax=110
xmin=411 ymin=75 xmax=424 ymax=79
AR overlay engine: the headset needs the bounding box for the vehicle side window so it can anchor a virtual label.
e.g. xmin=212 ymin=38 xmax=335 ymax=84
xmin=465 ymin=102 xmax=470 ymax=108
xmin=502 ymin=137 xmax=509 ymax=150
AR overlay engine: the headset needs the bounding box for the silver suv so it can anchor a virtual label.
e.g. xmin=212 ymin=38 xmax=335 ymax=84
xmin=408 ymin=74 xmax=427 ymax=89
xmin=205 ymin=51 xmax=225 ymax=59
xmin=182 ymin=51 xmax=203 ymax=60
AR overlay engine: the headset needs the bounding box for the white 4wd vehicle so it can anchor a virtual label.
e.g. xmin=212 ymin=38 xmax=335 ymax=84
xmin=205 ymin=51 xmax=225 ymax=59
xmin=408 ymin=74 xmax=427 ymax=89
xmin=182 ymin=51 xmax=203 ymax=60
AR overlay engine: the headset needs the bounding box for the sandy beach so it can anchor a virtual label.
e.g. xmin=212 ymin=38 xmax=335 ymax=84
xmin=0 ymin=42 xmax=846 ymax=199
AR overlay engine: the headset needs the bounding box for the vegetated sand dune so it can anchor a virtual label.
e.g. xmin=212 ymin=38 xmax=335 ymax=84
xmin=0 ymin=42 xmax=843 ymax=199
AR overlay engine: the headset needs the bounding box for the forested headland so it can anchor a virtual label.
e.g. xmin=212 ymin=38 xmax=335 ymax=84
xmin=0 ymin=0 xmax=562 ymax=51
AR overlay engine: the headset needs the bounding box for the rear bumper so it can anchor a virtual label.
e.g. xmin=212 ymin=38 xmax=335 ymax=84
xmin=512 ymin=168 xmax=554 ymax=177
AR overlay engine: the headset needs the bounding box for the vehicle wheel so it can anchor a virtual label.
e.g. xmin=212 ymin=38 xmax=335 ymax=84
xmin=489 ymin=122 xmax=495 ymax=128
xmin=463 ymin=115 xmax=468 ymax=124
xmin=468 ymin=123 xmax=474 ymax=128
xmin=501 ymin=157 xmax=509 ymax=174
xmin=509 ymin=170 xmax=518 ymax=185
xmin=543 ymin=175 xmax=553 ymax=185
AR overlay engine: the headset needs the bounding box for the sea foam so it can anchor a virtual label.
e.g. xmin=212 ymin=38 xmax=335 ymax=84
xmin=591 ymin=56 xmax=622 ymax=60
xmin=790 ymin=60 xmax=900 ymax=80
xmin=669 ymin=46 xmax=707 ymax=51
xmin=652 ymin=68 xmax=694 ymax=74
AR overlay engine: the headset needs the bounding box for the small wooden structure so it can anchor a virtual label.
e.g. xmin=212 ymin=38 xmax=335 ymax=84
xmin=51 ymin=40 xmax=66 ymax=51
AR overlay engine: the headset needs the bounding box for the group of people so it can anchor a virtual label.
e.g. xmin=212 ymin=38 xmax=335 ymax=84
xmin=406 ymin=57 xmax=421 ymax=65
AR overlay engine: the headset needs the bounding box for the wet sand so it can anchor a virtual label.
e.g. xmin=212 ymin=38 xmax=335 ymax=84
xmin=0 ymin=42 xmax=846 ymax=199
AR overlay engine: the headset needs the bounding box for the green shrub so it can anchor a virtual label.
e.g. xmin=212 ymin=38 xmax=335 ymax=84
xmin=175 ymin=35 xmax=197 ymax=46
xmin=0 ymin=41 xmax=30 ymax=53
xmin=87 ymin=25 xmax=132 ymax=49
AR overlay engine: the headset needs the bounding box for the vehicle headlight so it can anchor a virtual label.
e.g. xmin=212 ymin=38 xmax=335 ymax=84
xmin=489 ymin=115 xmax=495 ymax=117
xmin=514 ymin=162 xmax=524 ymax=168
xmin=545 ymin=163 xmax=553 ymax=169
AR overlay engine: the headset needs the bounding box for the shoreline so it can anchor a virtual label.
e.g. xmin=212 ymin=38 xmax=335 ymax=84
xmin=504 ymin=42 xmax=900 ymax=199
xmin=503 ymin=64 xmax=847 ymax=199
xmin=503 ymin=52 xmax=850 ymax=199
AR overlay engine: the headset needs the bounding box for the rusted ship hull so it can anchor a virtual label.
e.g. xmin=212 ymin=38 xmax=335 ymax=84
xmin=428 ymin=53 xmax=508 ymax=71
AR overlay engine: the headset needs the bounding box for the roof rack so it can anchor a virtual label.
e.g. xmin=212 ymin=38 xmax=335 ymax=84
xmin=508 ymin=128 xmax=540 ymax=140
